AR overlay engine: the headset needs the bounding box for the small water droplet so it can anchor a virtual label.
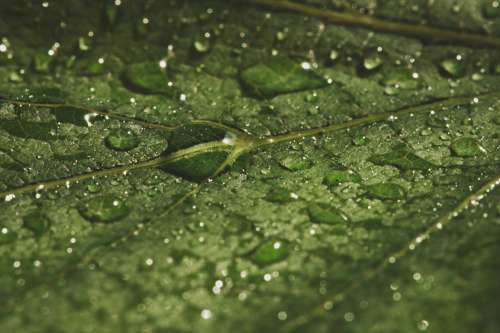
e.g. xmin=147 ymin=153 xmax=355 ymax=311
xmin=23 ymin=213 xmax=51 ymax=237
xmin=417 ymin=320 xmax=430 ymax=331
xmin=363 ymin=49 xmax=384 ymax=71
xmin=483 ymin=1 xmax=500 ymax=18
xmin=439 ymin=55 xmax=466 ymax=78
xmin=193 ymin=38 xmax=210 ymax=53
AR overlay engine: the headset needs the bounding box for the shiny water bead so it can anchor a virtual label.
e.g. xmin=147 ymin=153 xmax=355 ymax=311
xmin=78 ymin=195 xmax=130 ymax=223
xmin=105 ymin=129 xmax=140 ymax=151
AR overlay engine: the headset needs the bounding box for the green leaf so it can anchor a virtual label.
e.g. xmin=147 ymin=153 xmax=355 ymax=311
xmin=1 ymin=1 xmax=500 ymax=333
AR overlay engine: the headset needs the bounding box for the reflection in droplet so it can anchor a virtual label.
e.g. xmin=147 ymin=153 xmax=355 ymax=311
xmin=105 ymin=128 xmax=140 ymax=151
xmin=78 ymin=195 xmax=130 ymax=223
xmin=252 ymin=239 xmax=289 ymax=266
xmin=450 ymin=137 xmax=485 ymax=157
xmin=307 ymin=203 xmax=349 ymax=224
xmin=366 ymin=183 xmax=405 ymax=200
xmin=439 ymin=55 xmax=466 ymax=78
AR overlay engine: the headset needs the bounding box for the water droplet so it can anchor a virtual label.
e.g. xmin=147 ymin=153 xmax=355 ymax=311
xmin=252 ymin=239 xmax=289 ymax=266
xmin=381 ymin=69 xmax=418 ymax=95
xmin=240 ymin=57 xmax=327 ymax=98
xmin=450 ymin=137 xmax=485 ymax=157
xmin=417 ymin=320 xmax=430 ymax=331
xmin=201 ymin=309 xmax=212 ymax=320
xmin=193 ymin=38 xmax=210 ymax=53
xmin=105 ymin=129 xmax=140 ymax=151
xmin=329 ymin=49 xmax=339 ymax=61
xmin=363 ymin=49 xmax=384 ymax=72
xmin=222 ymin=131 xmax=237 ymax=146
xmin=483 ymin=1 xmax=500 ymax=18
xmin=161 ymin=124 xmax=230 ymax=182
xmin=279 ymin=154 xmax=312 ymax=171
xmin=323 ymin=170 xmax=362 ymax=187
xmin=370 ymin=148 xmax=434 ymax=171
xmin=23 ymin=213 xmax=51 ymax=237
xmin=307 ymin=203 xmax=349 ymax=224
xmin=265 ymin=187 xmax=295 ymax=203
xmin=439 ymin=55 xmax=466 ymax=78
xmin=4 ymin=193 xmax=15 ymax=202
xmin=121 ymin=62 xmax=174 ymax=95
xmin=78 ymin=195 xmax=130 ymax=223
xmin=427 ymin=116 xmax=447 ymax=128
xmin=366 ymin=183 xmax=405 ymax=200
xmin=352 ymin=135 xmax=369 ymax=146
xmin=32 ymin=51 xmax=53 ymax=73
xmin=276 ymin=30 xmax=287 ymax=41
xmin=0 ymin=227 xmax=17 ymax=245
xmin=304 ymin=92 xmax=319 ymax=103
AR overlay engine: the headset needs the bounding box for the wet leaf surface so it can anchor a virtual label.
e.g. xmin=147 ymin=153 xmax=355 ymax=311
xmin=0 ymin=1 xmax=500 ymax=333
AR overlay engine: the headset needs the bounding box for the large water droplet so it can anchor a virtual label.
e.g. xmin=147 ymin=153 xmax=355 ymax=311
xmin=450 ymin=137 xmax=485 ymax=157
xmin=161 ymin=124 xmax=230 ymax=182
xmin=323 ymin=170 xmax=362 ymax=188
xmin=307 ymin=203 xmax=349 ymax=224
xmin=370 ymin=148 xmax=434 ymax=171
xmin=366 ymin=183 xmax=405 ymax=200
xmin=105 ymin=128 xmax=140 ymax=151
xmin=78 ymin=195 xmax=130 ymax=223
xmin=252 ymin=239 xmax=289 ymax=266
xmin=240 ymin=57 xmax=327 ymax=98
xmin=121 ymin=62 xmax=174 ymax=95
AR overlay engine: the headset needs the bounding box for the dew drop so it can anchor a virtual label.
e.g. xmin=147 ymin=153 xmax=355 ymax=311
xmin=381 ymin=69 xmax=418 ymax=95
xmin=439 ymin=55 xmax=466 ymax=78
xmin=366 ymin=183 xmax=405 ymax=200
xmin=265 ymin=187 xmax=295 ymax=204
xmin=105 ymin=128 xmax=140 ymax=151
xmin=450 ymin=137 xmax=485 ymax=157
xmin=307 ymin=203 xmax=349 ymax=225
xmin=279 ymin=154 xmax=312 ymax=171
xmin=78 ymin=195 xmax=130 ymax=223
xmin=323 ymin=170 xmax=362 ymax=187
xmin=483 ymin=1 xmax=500 ymax=19
xmin=252 ymin=239 xmax=289 ymax=266
xmin=0 ymin=227 xmax=17 ymax=245
xmin=23 ymin=213 xmax=51 ymax=237
xmin=362 ymin=49 xmax=384 ymax=72
xmin=193 ymin=38 xmax=210 ymax=53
